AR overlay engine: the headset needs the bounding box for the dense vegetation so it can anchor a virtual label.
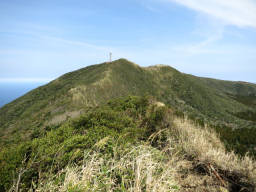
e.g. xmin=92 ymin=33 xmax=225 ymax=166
xmin=0 ymin=96 xmax=169 ymax=191
xmin=0 ymin=59 xmax=256 ymax=156
xmin=1 ymin=59 xmax=256 ymax=191
xmin=1 ymin=96 xmax=255 ymax=192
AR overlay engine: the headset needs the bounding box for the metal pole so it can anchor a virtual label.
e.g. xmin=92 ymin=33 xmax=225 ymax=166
xmin=109 ymin=52 xmax=112 ymax=62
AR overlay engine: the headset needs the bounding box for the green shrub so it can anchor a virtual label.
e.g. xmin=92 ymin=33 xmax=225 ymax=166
xmin=0 ymin=96 xmax=164 ymax=191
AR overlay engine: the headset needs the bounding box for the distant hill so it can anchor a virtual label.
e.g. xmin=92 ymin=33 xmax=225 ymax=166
xmin=0 ymin=59 xmax=256 ymax=155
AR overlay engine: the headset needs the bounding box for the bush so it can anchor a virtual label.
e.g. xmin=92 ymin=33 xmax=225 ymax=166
xmin=0 ymin=96 xmax=166 ymax=191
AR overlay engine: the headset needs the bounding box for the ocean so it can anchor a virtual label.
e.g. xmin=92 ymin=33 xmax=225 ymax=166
xmin=0 ymin=82 xmax=46 ymax=108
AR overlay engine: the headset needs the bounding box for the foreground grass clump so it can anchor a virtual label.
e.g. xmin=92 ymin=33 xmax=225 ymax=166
xmin=37 ymin=145 xmax=179 ymax=192
xmin=171 ymin=118 xmax=256 ymax=191
xmin=0 ymin=96 xmax=255 ymax=192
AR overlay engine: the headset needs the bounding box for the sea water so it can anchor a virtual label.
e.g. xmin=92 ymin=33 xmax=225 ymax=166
xmin=0 ymin=82 xmax=46 ymax=108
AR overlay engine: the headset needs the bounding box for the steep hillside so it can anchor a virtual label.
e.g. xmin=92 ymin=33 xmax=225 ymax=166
xmin=0 ymin=59 xmax=256 ymax=156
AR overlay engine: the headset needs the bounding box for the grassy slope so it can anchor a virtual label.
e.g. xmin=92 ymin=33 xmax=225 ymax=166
xmin=0 ymin=96 xmax=255 ymax=192
xmin=0 ymin=59 xmax=256 ymax=153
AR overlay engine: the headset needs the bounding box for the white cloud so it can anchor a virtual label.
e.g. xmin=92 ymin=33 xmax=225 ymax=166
xmin=168 ymin=0 xmax=256 ymax=28
xmin=172 ymin=30 xmax=224 ymax=55
xmin=39 ymin=35 xmax=110 ymax=51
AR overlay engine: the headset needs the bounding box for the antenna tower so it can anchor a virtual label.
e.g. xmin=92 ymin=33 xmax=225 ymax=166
xmin=109 ymin=52 xmax=112 ymax=62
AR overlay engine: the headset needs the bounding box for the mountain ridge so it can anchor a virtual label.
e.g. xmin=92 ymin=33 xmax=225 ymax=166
xmin=1 ymin=58 xmax=256 ymax=191
xmin=0 ymin=58 xmax=256 ymax=156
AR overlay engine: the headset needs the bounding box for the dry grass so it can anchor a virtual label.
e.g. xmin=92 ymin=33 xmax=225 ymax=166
xmin=36 ymin=145 xmax=179 ymax=192
xmin=35 ymin=115 xmax=256 ymax=192
xmin=170 ymin=117 xmax=256 ymax=191
xmin=46 ymin=110 xmax=83 ymax=126
xmin=69 ymin=85 xmax=88 ymax=103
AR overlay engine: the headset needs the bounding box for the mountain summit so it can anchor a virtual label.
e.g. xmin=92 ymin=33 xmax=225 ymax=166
xmin=1 ymin=59 xmax=256 ymax=191
xmin=1 ymin=59 xmax=256 ymax=154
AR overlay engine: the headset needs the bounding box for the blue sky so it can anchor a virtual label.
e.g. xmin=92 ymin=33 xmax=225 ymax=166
xmin=0 ymin=0 xmax=256 ymax=83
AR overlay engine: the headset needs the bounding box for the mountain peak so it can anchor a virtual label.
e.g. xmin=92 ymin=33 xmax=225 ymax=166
xmin=108 ymin=58 xmax=140 ymax=67
xmin=1 ymin=59 xmax=256 ymax=158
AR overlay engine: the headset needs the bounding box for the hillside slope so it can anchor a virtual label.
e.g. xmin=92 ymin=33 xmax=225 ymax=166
xmin=0 ymin=59 xmax=256 ymax=155
xmin=1 ymin=96 xmax=255 ymax=192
